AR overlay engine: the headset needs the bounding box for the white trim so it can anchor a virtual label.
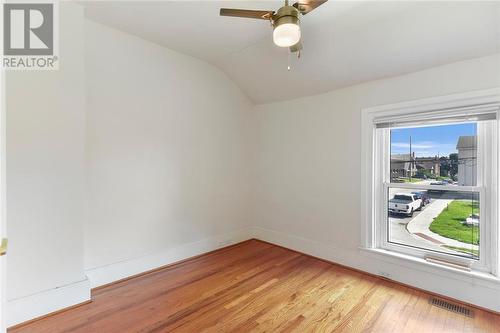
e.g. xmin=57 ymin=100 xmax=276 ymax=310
xmin=6 ymin=226 xmax=500 ymax=326
xmin=361 ymin=110 xmax=376 ymax=248
xmin=358 ymin=247 xmax=500 ymax=288
xmin=6 ymin=278 xmax=91 ymax=328
xmin=365 ymin=88 xmax=500 ymax=116
xmin=7 ymin=229 xmax=253 ymax=327
xmin=374 ymin=105 xmax=499 ymax=127
xmin=253 ymin=227 xmax=500 ymax=288
xmin=384 ymin=183 xmax=480 ymax=192
xmin=252 ymin=226 xmax=500 ymax=312
xmin=361 ymin=88 xmax=500 ymax=275
xmin=85 ymin=228 xmax=253 ymax=288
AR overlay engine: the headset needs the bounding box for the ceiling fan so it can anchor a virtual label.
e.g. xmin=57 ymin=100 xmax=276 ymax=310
xmin=220 ymin=0 xmax=328 ymax=55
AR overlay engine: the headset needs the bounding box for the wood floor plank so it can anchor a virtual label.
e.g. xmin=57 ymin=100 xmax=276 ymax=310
xmin=8 ymin=239 xmax=500 ymax=333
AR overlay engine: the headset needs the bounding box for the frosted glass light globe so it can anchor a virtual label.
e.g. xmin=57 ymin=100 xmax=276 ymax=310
xmin=273 ymin=23 xmax=301 ymax=47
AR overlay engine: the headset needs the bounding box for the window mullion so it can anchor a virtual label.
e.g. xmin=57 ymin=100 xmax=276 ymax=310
xmin=384 ymin=182 xmax=482 ymax=192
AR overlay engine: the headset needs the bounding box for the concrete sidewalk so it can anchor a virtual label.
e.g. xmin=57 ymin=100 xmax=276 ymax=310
xmin=407 ymin=199 xmax=479 ymax=251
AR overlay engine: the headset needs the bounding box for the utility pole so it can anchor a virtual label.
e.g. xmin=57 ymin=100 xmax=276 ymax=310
xmin=409 ymin=135 xmax=412 ymax=179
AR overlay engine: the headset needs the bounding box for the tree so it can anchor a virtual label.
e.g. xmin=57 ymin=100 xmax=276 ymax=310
xmin=449 ymin=153 xmax=458 ymax=179
xmin=440 ymin=153 xmax=458 ymax=179
xmin=440 ymin=156 xmax=449 ymax=177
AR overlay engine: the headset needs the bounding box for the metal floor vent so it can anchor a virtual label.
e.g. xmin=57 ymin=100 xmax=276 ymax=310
xmin=429 ymin=297 xmax=473 ymax=317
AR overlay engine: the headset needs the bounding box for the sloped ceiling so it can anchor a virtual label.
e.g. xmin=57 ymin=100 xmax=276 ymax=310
xmin=82 ymin=1 xmax=500 ymax=104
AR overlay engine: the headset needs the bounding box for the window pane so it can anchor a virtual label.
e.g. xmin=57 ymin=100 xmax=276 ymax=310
xmin=390 ymin=123 xmax=477 ymax=185
xmin=387 ymin=188 xmax=479 ymax=260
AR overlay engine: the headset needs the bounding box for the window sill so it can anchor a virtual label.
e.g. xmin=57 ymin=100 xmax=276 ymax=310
xmin=359 ymin=247 xmax=500 ymax=290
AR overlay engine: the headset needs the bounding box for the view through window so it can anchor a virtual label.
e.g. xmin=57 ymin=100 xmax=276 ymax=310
xmin=387 ymin=123 xmax=480 ymax=259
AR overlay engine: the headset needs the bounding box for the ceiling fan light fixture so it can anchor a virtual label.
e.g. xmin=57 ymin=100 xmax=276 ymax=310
xmin=272 ymin=6 xmax=301 ymax=48
xmin=273 ymin=22 xmax=301 ymax=47
xmin=220 ymin=1 xmax=329 ymax=53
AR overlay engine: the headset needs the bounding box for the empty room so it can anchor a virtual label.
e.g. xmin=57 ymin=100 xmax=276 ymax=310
xmin=1 ymin=0 xmax=500 ymax=332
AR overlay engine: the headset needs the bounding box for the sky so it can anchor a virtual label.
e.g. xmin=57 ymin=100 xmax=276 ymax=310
xmin=390 ymin=123 xmax=476 ymax=158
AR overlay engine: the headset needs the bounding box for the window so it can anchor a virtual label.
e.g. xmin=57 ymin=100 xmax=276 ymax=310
xmin=362 ymin=90 xmax=499 ymax=275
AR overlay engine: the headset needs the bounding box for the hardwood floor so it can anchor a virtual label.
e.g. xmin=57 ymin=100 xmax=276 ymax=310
xmin=9 ymin=239 xmax=500 ymax=333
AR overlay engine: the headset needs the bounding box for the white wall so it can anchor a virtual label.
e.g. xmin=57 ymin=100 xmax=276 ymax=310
xmin=4 ymin=9 xmax=255 ymax=327
xmin=253 ymin=54 xmax=500 ymax=311
xmin=5 ymin=3 xmax=90 ymax=326
xmin=84 ymin=20 xmax=254 ymax=285
xmin=5 ymin=9 xmax=500 ymax=326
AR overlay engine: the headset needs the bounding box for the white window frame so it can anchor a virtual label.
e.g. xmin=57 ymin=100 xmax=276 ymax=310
xmin=361 ymin=88 xmax=500 ymax=277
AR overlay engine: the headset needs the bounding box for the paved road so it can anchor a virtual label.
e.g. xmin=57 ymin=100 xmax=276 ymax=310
xmin=388 ymin=181 xmax=477 ymax=257
xmin=407 ymin=199 xmax=479 ymax=250
xmin=388 ymin=203 xmax=459 ymax=255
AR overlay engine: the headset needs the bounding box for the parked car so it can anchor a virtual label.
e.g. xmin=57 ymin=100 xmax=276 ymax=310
xmin=388 ymin=193 xmax=422 ymax=217
xmin=411 ymin=191 xmax=430 ymax=208
xmin=428 ymin=181 xmax=447 ymax=193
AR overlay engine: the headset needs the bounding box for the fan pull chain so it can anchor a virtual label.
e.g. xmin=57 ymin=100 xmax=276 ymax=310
xmin=287 ymin=49 xmax=291 ymax=71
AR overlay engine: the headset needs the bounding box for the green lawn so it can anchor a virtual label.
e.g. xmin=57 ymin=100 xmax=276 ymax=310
xmin=429 ymin=200 xmax=479 ymax=245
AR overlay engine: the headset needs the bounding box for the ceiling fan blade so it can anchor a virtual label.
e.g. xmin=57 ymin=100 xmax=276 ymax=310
xmin=220 ymin=8 xmax=274 ymax=20
xmin=293 ymin=0 xmax=328 ymax=15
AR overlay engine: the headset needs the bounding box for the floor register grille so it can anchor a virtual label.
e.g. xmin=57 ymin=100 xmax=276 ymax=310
xmin=429 ymin=297 xmax=473 ymax=317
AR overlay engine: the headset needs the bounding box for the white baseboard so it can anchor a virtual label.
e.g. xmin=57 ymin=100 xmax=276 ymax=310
xmin=252 ymin=226 xmax=359 ymax=268
xmin=85 ymin=228 xmax=253 ymax=288
xmin=8 ymin=226 xmax=498 ymax=328
xmin=252 ymin=226 xmax=500 ymax=313
xmin=7 ymin=278 xmax=91 ymax=328
xmin=7 ymin=228 xmax=253 ymax=327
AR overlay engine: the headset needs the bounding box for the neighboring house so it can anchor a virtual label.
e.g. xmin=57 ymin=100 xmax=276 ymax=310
xmin=391 ymin=153 xmax=440 ymax=179
xmin=391 ymin=153 xmax=416 ymax=178
xmin=456 ymin=136 xmax=477 ymax=186
xmin=415 ymin=156 xmax=440 ymax=176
